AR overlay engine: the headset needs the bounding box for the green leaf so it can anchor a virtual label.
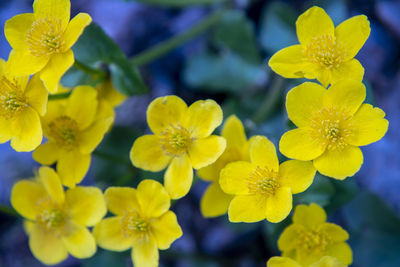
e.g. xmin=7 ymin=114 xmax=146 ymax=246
xmin=124 ymin=0 xmax=226 ymax=7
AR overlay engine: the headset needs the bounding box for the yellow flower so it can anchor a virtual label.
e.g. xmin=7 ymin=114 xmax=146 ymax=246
xmin=278 ymin=203 xmax=352 ymax=266
xmin=0 ymin=59 xmax=47 ymax=152
xmin=96 ymin=79 xmax=126 ymax=108
xmin=198 ymin=115 xmax=249 ymax=218
xmin=4 ymin=0 xmax=92 ymax=93
xmin=11 ymin=166 xmax=106 ymax=265
xmin=93 ymin=179 xmax=183 ymax=267
xmin=219 ymin=135 xmax=316 ymax=223
xmin=279 ymin=80 xmax=388 ymax=179
xmin=130 ymin=95 xmax=226 ymax=199
xmin=268 ymin=6 xmax=370 ymax=87
xmin=33 ymin=85 xmax=114 ymax=187
xmin=267 ymin=256 xmax=347 ymax=267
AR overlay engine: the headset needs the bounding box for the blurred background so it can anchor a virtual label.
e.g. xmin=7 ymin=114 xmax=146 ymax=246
xmin=0 ymin=0 xmax=400 ymax=266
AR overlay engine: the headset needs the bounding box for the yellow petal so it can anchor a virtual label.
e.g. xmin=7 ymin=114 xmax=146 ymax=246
xmin=38 ymin=166 xmax=64 ymax=204
xmin=6 ymin=49 xmax=49 ymax=76
xmin=331 ymin=59 xmax=364 ymax=85
xmin=24 ymin=74 xmax=48 ymax=116
xmin=136 ymin=179 xmax=170 ymax=218
xmin=345 ymin=104 xmax=388 ymax=146
xmin=279 ymin=127 xmax=326 ymax=161
xmin=200 ymin=182 xmax=233 ymax=218
xmin=132 ymin=235 xmax=159 ymax=267
xmin=4 ymin=13 xmax=34 ymax=50
xmin=33 ymin=142 xmax=60 ymax=165
xmin=93 ymin=217 xmax=133 ymax=251
xmin=323 ymin=80 xmax=366 ymax=116
xmin=66 ymin=186 xmax=106 ymax=226
xmin=151 ymin=211 xmax=182 ymax=250
xmin=222 ymin=115 xmax=247 ymax=148
xmin=62 ymin=224 xmax=97 ymax=259
xmin=66 ymin=85 xmax=98 ymax=130
xmin=105 ymin=187 xmax=140 ymax=216
xmin=268 ymin=45 xmax=306 ymax=78
xmin=266 ymin=187 xmax=292 ymax=223
xmin=249 ymin=136 xmax=279 ymax=172
xmin=278 ymin=224 xmax=303 ymax=251
xmin=325 ymin=242 xmax=353 ymax=265
xmin=315 ymin=67 xmax=332 ymax=88
xmin=310 ymin=256 xmax=347 ymax=267
xmin=197 ymin=163 xmax=219 ymax=182
xmin=57 ymin=151 xmax=91 ymax=187
xmin=42 ymin=98 xmax=67 ymax=128
xmin=39 ymin=50 xmax=74 ymax=93
xmin=147 ymin=95 xmax=188 ymax=135
xmin=97 ymin=79 xmax=126 ymax=107
xmin=184 ymin=99 xmax=223 ymax=138
xmin=130 ymin=135 xmax=171 ymax=172
xmin=188 ymin=135 xmax=226 ymax=169
xmin=279 ymin=160 xmax=316 ymax=194
xmin=228 ymin=195 xmax=266 ymax=223
xmin=10 ymin=107 xmax=42 ymax=152
xmin=0 ymin=117 xmax=12 ymax=143
xmin=33 ymin=0 xmax=70 ymax=30
xmin=267 ymin=257 xmax=302 ymax=267
xmin=165 ymin=154 xmax=193 ymax=199
xmin=335 ymin=15 xmax=370 ymax=60
xmin=286 ymin=82 xmax=326 ymax=127
xmin=293 ymin=203 xmax=327 ymax=228
xmin=296 ymin=6 xmax=335 ymax=45
xmin=29 ymin=224 xmax=68 ymax=265
xmin=78 ymin=115 xmax=113 ymax=154
xmin=219 ymin=161 xmax=253 ymax=195
xmin=11 ymin=180 xmax=46 ymax=220
xmin=314 ymin=146 xmax=363 ymax=180
xmin=63 ymin=13 xmax=92 ymax=51
xmin=320 ymin=223 xmax=349 ymax=242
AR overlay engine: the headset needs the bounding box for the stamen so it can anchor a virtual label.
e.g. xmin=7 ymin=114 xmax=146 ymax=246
xmin=48 ymin=116 xmax=79 ymax=150
xmin=159 ymin=124 xmax=191 ymax=156
xmin=298 ymin=228 xmax=331 ymax=252
xmin=247 ymin=166 xmax=279 ymax=196
xmin=121 ymin=211 xmax=149 ymax=239
xmin=0 ymin=76 xmax=28 ymax=119
xmin=36 ymin=197 xmax=65 ymax=229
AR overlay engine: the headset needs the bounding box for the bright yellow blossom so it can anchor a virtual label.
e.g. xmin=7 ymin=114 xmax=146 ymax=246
xmin=11 ymin=166 xmax=106 ymax=265
xmin=269 ymin=6 xmax=370 ymax=87
xmin=96 ymin=79 xmax=126 ymax=108
xmin=278 ymin=203 xmax=352 ymax=266
xmin=220 ymin=135 xmax=316 ymax=223
xmin=130 ymin=95 xmax=226 ymax=199
xmin=198 ymin=115 xmax=249 ymax=218
xmin=93 ymin=179 xmax=183 ymax=267
xmin=279 ymin=80 xmax=388 ymax=179
xmin=267 ymin=256 xmax=347 ymax=267
xmin=0 ymin=59 xmax=47 ymax=152
xmin=33 ymin=85 xmax=114 ymax=187
xmin=5 ymin=0 xmax=92 ymax=93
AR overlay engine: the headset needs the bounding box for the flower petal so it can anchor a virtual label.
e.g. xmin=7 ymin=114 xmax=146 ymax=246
xmin=249 ymin=135 xmax=279 ymax=172
xmin=11 ymin=180 xmax=46 ymax=220
xmin=293 ymin=203 xmax=327 ymax=228
xmin=267 ymin=257 xmax=302 ymax=267
xmin=33 ymin=142 xmax=60 ymax=165
xmin=278 ymin=224 xmax=304 ymax=251
xmin=66 ymin=85 xmax=98 ymax=130
xmin=268 ymin=45 xmax=306 ymax=78
xmin=266 ymin=187 xmax=293 ymax=223
xmin=33 ymin=0 xmax=70 ymax=30
xmin=62 ymin=224 xmax=96 ymax=259
xmin=165 ymin=154 xmax=193 ymax=199
xmin=296 ymin=6 xmax=335 ymax=45
xmin=0 ymin=117 xmax=12 ymax=144
xmin=314 ymin=146 xmax=363 ymax=180
xmin=78 ymin=115 xmax=113 ymax=154
xmin=335 ymin=15 xmax=370 ymax=60
xmin=331 ymin=59 xmax=364 ymax=85
xmin=188 ymin=135 xmax=226 ymax=169
xmin=310 ymin=256 xmax=347 ymax=267
xmin=63 ymin=13 xmax=92 ymax=51
xmin=219 ymin=161 xmax=253 ymax=195
xmin=151 ymin=211 xmax=182 ymax=250
xmin=93 ymin=217 xmax=133 ymax=251
xmin=320 ymin=223 xmax=349 ymax=242
xmin=4 ymin=13 xmax=35 ymax=50
xmin=228 ymin=195 xmax=266 ymax=223
xmin=24 ymin=74 xmax=48 ymax=116
xmin=130 ymin=135 xmax=171 ymax=172
xmin=105 ymin=187 xmax=140 ymax=216
xmin=325 ymin=242 xmax=353 ymax=265
xmin=279 ymin=127 xmax=326 ymax=161
xmin=10 ymin=107 xmax=42 ymax=152
xmin=57 ymin=151 xmax=91 ymax=187
xmin=38 ymin=166 xmax=64 ymax=204
xmin=136 ymin=179 xmax=170 ymax=218
xmin=222 ymin=115 xmax=247 ymax=149
xmin=279 ymin=160 xmax=316 ymax=194
xmin=132 ymin=235 xmax=159 ymax=267
xmin=200 ymin=182 xmax=233 ymax=218
xmin=6 ymin=49 xmax=49 ymax=76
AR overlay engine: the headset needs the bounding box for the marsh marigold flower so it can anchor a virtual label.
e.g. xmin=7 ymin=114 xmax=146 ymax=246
xmin=11 ymin=166 xmax=106 ymax=265
xmin=97 ymin=79 xmax=126 ymax=108
xmin=130 ymin=95 xmax=226 ymax=199
xmin=220 ymin=135 xmax=316 ymax=223
xmin=267 ymin=256 xmax=347 ymax=267
xmin=278 ymin=203 xmax=352 ymax=266
xmin=0 ymin=59 xmax=47 ymax=152
xmin=198 ymin=115 xmax=249 ymax=218
xmin=33 ymin=85 xmax=114 ymax=187
xmin=93 ymin=180 xmax=183 ymax=267
xmin=5 ymin=0 xmax=92 ymax=93
xmin=279 ymin=80 xmax=388 ymax=179
xmin=268 ymin=6 xmax=370 ymax=87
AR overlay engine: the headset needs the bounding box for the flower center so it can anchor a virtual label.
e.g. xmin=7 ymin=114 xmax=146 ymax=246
xmin=0 ymin=76 xmax=28 ymax=119
xmin=298 ymin=228 xmax=331 ymax=253
xmin=36 ymin=197 xmax=65 ymax=230
xmin=159 ymin=124 xmax=192 ymax=156
xmin=48 ymin=116 xmax=79 ymax=150
xmin=121 ymin=211 xmax=149 ymax=239
xmin=303 ymin=35 xmax=346 ymax=69
xmin=247 ymin=166 xmax=280 ymax=196
xmin=26 ymin=18 xmax=65 ymax=57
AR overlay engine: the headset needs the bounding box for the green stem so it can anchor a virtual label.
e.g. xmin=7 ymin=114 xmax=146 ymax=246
xmin=48 ymin=91 xmax=71 ymax=101
xmin=0 ymin=205 xmax=19 ymax=217
xmin=131 ymin=10 xmax=224 ymax=66
xmin=74 ymin=60 xmax=106 ymax=78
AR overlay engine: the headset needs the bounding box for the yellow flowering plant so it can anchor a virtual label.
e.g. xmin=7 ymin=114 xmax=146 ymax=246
xmin=267 ymin=256 xmax=347 ymax=267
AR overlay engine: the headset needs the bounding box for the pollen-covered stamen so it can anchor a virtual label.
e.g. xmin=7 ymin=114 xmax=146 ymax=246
xmin=247 ymin=166 xmax=280 ymax=196
xmin=298 ymin=228 xmax=331 ymax=252
xmin=0 ymin=76 xmax=28 ymax=119
xmin=303 ymin=35 xmax=347 ymax=69
xmin=159 ymin=124 xmax=192 ymax=156
xmin=121 ymin=211 xmax=150 ymax=239
xmin=26 ymin=18 xmax=65 ymax=57
xmin=36 ymin=197 xmax=65 ymax=230
xmin=48 ymin=116 xmax=79 ymax=150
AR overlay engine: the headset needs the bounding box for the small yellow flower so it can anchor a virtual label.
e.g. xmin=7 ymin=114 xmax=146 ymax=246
xmin=0 ymin=59 xmax=47 ymax=152
xmin=198 ymin=115 xmax=249 ymax=218
xmin=4 ymin=0 xmax=92 ymax=93
xmin=96 ymin=79 xmax=126 ymax=108
xmin=279 ymin=80 xmax=388 ymax=179
xmin=11 ymin=166 xmax=106 ymax=265
xmin=33 ymin=85 xmax=114 ymax=187
xmin=267 ymin=256 xmax=347 ymax=267
xmin=220 ymin=135 xmax=316 ymax=223
xmin=268 ymin=6 xmax=370 ymax=87
xmin=130 ymin=95 xmax=226 ymax=199
xmin=93 ymin=179 xmax=183 ymax=267
xmin=278 ymin=203 xmax=352 ymax=266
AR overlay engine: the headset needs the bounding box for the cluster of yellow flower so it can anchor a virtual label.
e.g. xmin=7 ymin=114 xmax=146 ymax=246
xmin=1 ymin=1 xmax=389 ymax=266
